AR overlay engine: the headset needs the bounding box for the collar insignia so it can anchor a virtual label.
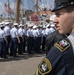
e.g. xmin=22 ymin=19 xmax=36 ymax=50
xmin=54 ymin=40 xmax=70 ymax=52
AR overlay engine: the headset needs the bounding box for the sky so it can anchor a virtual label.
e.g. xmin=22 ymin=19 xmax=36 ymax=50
xmin=0 ymin=0 xmax=54 ymax=17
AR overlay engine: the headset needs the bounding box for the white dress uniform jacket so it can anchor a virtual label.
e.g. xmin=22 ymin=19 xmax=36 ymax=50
xmin=18 ymin=28 xmax=23 ymax=37
xmin=10 ymin=27 xmax=18 ymax=38
xmin=4 ymin=26 xmax=10 ymax=36
xmin=0 ymin=29 xmax=6 ymax=38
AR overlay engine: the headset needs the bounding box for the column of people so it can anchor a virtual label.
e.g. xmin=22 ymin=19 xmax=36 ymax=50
xmin=0 ymin=21 xmax=56 ymax=58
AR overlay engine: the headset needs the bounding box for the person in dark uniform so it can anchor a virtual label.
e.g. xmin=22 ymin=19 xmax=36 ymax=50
xmin=45 ymin=30 xmax=67 ymax=54
xmin=45 ymin=14 xmax=67 ymax=53
xmin=35 ymin=0 xmax=74 ymax=75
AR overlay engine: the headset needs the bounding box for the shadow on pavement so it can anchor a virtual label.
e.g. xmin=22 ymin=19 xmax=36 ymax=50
xmin=0 ymin=53 xmax=45 ymax=62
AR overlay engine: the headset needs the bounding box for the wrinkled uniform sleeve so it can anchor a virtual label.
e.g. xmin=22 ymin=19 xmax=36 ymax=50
xmin=35 ymin=39 xmax=73 ymax=75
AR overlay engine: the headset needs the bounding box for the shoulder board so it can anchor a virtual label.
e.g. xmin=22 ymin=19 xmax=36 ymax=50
xmin=36 ymin=58 xmax=52 ymax=75
xmin=54 ymin=40 xmax=70 ymax=52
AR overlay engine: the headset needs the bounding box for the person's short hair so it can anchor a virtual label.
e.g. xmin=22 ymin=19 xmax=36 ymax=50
xmin=65 ymin=5 xmax=74 ymax=12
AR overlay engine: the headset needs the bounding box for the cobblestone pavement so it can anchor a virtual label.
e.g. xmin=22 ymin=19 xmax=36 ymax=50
xmin=0 ymin=53 xmax=45 ymax=75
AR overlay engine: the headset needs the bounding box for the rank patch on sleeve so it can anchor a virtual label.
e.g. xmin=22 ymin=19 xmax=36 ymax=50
xmin=37 ymin=58 xmax=52 ymax=75
xmin=54 ymin=40 xmax=70 ymax=52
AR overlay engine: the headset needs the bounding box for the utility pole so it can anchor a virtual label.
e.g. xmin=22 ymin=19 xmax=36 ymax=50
xmin=15 ymin=0 xmax=21 ymax=23
xmin=36 ymin=0 xmax=38 ymax=14
xmin=0 ymin=15 xmax=2 ymax=22
xmin=7 ymin=0 xmax=10 ymax=20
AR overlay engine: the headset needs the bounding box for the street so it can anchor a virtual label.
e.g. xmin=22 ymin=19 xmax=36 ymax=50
xmin=0 ymin=53 xmax=45 ymax=75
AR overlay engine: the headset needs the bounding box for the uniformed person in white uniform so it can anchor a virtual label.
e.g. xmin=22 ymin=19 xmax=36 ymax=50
xmin=10 ymin=23 xmax=20 ymax=57
xmin=42 ymin=25 xmax=46 ymax=51
xmin=32 ymin=25 xmax=38 ymax=53
xmin=45 ymin=24 xmax=53 ymax=36
xmin=22 ymin=24 xmax=27 ymax=52
xmin=36 ymin=25 xmax=42 ymax=53
xmin=18 ymin=24 xmax=24 ymax=54
xmin=0 ymin=24 xmax=8 ymax=58
xmin=27 ymin=24 xmax=33 ymax=54
xmin=4 ymin=22 xmax=11 ymax=55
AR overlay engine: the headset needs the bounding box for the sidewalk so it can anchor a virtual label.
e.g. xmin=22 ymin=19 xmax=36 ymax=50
xmin=0 ymin=53 xmax=45 ymax=75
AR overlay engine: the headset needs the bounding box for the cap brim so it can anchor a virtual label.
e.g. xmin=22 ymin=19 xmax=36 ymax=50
xmin=51 ymin=5 xmax=66 ymax=12
xmin=51 ymin=3 xmax=72 ymax=12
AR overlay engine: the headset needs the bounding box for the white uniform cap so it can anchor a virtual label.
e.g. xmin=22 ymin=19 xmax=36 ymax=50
xmin=2 ymin=21 xmax=5 ymax=24
xmin=26 ymin=22 xmax=30 ymax=25
xmin=5 ymin=22 xmax=10 ymax=25
xmin=13 ymin=23 xmax=18 ymax=26
xmin=50 ymin=23 xmax=55 ymax=27
xmin=0 ymin=22 xmax=3 ymax=25
xmin=28 ymin=24 xmax=33 ymax=27
xmin=50 ymin=14 xmax=56 ymax=21
xmin=43 ymin=25 xmax=46 ymax=28
xmin=19 ymin=24 xmax=24 ymax=27
xmin=33 ymin=25 xmax=37 ymax=29
xmin=38 ymin=25 xmax=42 ymax=28
xmin=46 ymin=24 xmax=50 ymax=28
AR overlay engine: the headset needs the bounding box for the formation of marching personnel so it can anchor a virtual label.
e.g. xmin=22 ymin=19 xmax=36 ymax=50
xmin=0 ymin=20 xmax=56 ymax=58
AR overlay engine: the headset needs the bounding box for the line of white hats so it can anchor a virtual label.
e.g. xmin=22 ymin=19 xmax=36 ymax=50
xmin=5 ymin=22 xmax=10 ymax=25
xmin=19 ymin=24 xmax=24 ymax=27
xmin=13 ymin=23 xmax=18 ymax=26
xmin=13 ymin=23 xmax=24 ymax=27
xmin=33 ymin=25 xmax=38 ymax=29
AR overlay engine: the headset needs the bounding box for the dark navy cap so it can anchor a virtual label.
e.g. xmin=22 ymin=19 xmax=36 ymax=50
xmin=51 ymin=0 xmax=74 ymax=12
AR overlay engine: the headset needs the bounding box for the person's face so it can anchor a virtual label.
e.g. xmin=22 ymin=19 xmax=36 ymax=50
xmin=53 ymin=8 xmax=74 ymax=34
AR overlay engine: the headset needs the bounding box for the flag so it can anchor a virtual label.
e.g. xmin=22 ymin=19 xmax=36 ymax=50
xmin=8 ymin=6 xmax=14 ymax=15
xmin=4 ymin=3 xmax=8 ymax=12
xmin=4 ymin=3 xmax=14 ymax=15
